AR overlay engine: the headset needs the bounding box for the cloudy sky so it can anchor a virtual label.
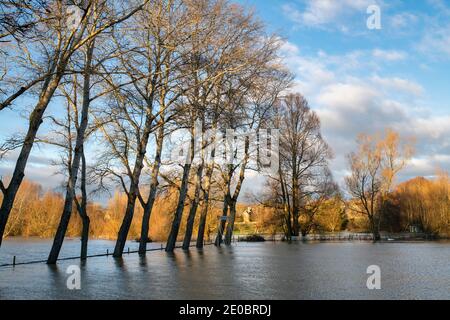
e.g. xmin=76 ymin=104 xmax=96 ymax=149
xmin=240 ymin=0 xmax=450 ymax=191
xmin=1 ymin=0 xmax=450 ymax=200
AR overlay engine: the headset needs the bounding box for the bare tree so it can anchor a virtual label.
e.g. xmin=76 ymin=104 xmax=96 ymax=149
xmin=345 ymin=134 xmax=383 ymax=241
xmin=267 ymin=94 xmax=333 ymax=238
xmin=165 ymin=0 xmax=277 ymax=252
xmin=0 ymin=0 xmax=150 ymax=247
xmin=345 ymin=129 xmax=414 ymax=241
xmin=223 ymin=68 xmax=292 ymax=245
xmin=91 ymin=0 xmax=192 ymax=258
xmin=298 ymin=168 xmax=338 ymax=237
xmin=45 ymin=27 xmax=120 ymax=262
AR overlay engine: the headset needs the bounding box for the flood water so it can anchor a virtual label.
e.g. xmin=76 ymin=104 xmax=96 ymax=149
xmin=1 ymin=239 xmax=450 ymax=300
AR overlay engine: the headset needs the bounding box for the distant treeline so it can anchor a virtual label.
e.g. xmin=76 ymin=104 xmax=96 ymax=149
xmin=2 ymin=174 xmax=449 ymax=241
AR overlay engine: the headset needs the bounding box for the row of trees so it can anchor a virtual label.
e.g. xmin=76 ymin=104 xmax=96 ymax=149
xmin=387 ymin=173 xmax=450 ymax=236
xmin=1 ymin=0 xmax=305 ymax=264
xmin=6 ymin=170 xmax=450 ymax=241
xmin=0 ymin=180 xmax=219 ymax=242
xmin=1 ymin=1 xmax=434 ymax=265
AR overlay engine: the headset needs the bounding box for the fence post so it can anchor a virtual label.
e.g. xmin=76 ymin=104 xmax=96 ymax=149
xmin=127 ymin=247 xmax=130 ymax=254
xmin=160 ymin=244 xmax=163 ymax=250
xmin=13 ymin=256 xmax=16 ymax=267
xmin=106 ymin=249 xmax=109 ymax=256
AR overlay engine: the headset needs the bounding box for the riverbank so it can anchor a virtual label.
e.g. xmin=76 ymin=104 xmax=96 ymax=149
xmin=236 ymin=232 xmax=444 ymax=242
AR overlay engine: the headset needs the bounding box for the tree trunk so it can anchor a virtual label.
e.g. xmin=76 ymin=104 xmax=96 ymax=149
xmin=165 ymin=133 xmax=195 ymax=252
xmin=49 ymin=190 xmax=79 ymax=263
xmin=113 ymin=82 xmax=158 ymax=258
xmin=0 ymin=71 xmax=62 ymax=246
xmin=78 ymin=151 xmax=90 ymax=260
xmin=292 ymin=210 xmax=300 ymax=237
xmin=224 ymin=136 xmax=249 ymax=245
xmin=279 ymin=171 xmax=292 ymax=240
xmin=47 ymin=44 xmax=94 ymax=264
xmin=215 ymin=193 xmax=230 ymax=246
xmin=291 ymin=174 xmax=300 ymax=237
xmin=80 ymin=214 xmax=90 ymax=260
xmin=372 ymin=218 xmax=381 ymax=242
xmin=224 ymin=200 xmax=237 ymax=245
xmin=113 ymin=144 xmax=148 ymax=258
xmin=182 ymin=163 xmax=203 ymax=250
xmin=114 ymin=189 xmax=138 ymax=256
xmin=138 ymin=125 xmax=164 ymax=255
xmin=196 ymin=163 xmax=213 ymax=248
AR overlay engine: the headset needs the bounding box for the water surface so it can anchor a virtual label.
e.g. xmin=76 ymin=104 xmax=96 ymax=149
xmin=1 ymin=239 xmax=449 ymax=299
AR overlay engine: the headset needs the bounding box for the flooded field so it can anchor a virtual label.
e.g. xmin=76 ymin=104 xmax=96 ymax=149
xmin=1 ymin=239 xmax=450 ymax=300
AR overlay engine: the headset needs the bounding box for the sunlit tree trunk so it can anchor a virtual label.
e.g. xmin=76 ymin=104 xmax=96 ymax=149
xmin=47 ymin=42 xmax=95 ymax=264
xmin=196 ymin=163 xmax=214 ymax=248
xmin=215 ymin=191 xmax=231 ymax=247
xmin=182 ymin=163 xmax=204 ymax=250
xmin=166 ymin=131 xmax=195 ymax=252
xmin=0 ymin=67 xmax=63 ymax=246
xmin=77 ymin=150 xmax=90 ymax=260
xmin=139 ymin=125 xmax=164 ymax=255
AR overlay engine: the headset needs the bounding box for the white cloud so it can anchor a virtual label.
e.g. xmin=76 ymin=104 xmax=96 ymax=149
xmin=427 ymin=0 xmax=450 ymax=16
xmin=316 ymin=83 xmax=377 ymax=113
xmin=413 ymin=116 xmax=450 ymax=140
xmin=277 ymin=40 xmax=450 ymax=186
xmin=418 ymin=24 xmax=450 ymax=57
xmin=413 ymin=1 xmax=450 ymax=58
xmin=280 ymin=40 xmax=300 ymax=56
xmin=372 ymin=49 xmax=407 ymax=61
xmin=371 ymin=75 xmax=424 ymax=96
xmin=282 ymin=0 xmax=378 ymax=29
xmin=389 ymin=13 xmax=419 ymax=29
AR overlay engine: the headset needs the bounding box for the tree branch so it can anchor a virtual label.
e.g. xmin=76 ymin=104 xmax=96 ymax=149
xmin=0 ymin=178 xmax=6 ymax=194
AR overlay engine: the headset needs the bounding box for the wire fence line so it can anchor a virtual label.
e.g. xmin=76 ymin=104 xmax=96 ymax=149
xmin=0 ymin=241 xmax=217 ymax=269
xmin=2 ymin=232 xmax=407 ymax=268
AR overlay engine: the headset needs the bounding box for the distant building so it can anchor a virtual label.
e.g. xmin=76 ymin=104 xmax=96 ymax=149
xmin=241 ymin=207 xmax=253 ymax=224
xmin=409 ymin=225 xmax=421 ymax=233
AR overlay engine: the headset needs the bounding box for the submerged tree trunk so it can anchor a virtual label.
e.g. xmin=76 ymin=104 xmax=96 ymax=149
xmin=224 ymin=200 xmax=237 ymax=245
xmin=77 ymin=151 xmax=90 ymax=260
xmin=215 ymin=193 xmax=230 ymax=246
xmin=291 ymin=174 xmax=300 ymax=237
xmin=292 ymin=217 xmax=299 ymax=236
xmin=371 ymin=217 xmax=381 ymax=242
xmin=279 ymin=170 xmax=292 ymax=240
xmin=165 ymin=163 xmax=192 ymax=252
xmin=79 ymin=212 xmax=90 ymax=260
xmin=195 ymin=120 xmax=217 ymax=249
xmin=224 ymin=136 xmax=249 ymax=245
xmin=139 ymin=125 xmax=164 ymax=256
xmin=196 ymin=163 xmax=214 ymax=248
xmin=113 ymin=77 xmax=159 ymax=258
xmin=114 ymin=190 xmax=138 ymax=257
xmin=47 ymin=44 xmax=94 ymax=264
xmin=166 ymin=132 xmax=195 ymax=252
xmin=182 ymin=163 xmax=204 ymax=250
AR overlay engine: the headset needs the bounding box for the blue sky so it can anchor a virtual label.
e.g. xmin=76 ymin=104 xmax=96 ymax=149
xmin=1 ymin=0 xmax=450 ymax=200
xmin=241 ymin=0 xmax=450 ymax=194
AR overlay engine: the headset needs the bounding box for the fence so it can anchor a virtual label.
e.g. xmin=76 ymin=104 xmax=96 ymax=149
xmin=232 ymin=231 xmax=435 ymax=242
xmin=0 ymin=241 xmax=215 ymax=269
